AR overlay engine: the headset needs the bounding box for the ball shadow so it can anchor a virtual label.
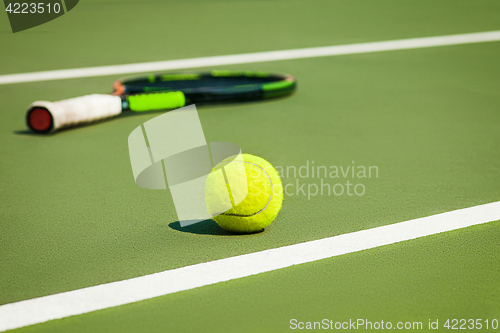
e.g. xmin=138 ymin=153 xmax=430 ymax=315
xmin=168 ymin=219 xmax=264 ymax=236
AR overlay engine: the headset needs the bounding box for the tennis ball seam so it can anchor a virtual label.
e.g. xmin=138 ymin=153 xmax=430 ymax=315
xmin=221 ymin=161 xmax=273 ymax=218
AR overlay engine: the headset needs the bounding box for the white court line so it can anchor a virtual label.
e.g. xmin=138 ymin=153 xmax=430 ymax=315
xmin=1 ymin=31 xmax=500 ymax=85
xmin=0 ymin=202 xmax=499 ymax=331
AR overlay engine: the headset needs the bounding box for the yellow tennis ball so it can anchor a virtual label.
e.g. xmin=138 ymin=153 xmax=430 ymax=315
xmin=205 ymin=154 xmax=283 ymax=233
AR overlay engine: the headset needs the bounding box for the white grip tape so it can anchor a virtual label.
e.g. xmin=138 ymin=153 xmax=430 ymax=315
xmin=29 ymin=94 xmax=122 ymax=131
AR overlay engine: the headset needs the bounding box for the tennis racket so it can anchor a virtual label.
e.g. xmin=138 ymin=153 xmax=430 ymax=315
xmin=26 ymin=70 xmax=296 ymax=133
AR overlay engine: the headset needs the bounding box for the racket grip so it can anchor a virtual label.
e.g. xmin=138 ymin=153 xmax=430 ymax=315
xmin=26 ymin=94 xmax=122 ymax=133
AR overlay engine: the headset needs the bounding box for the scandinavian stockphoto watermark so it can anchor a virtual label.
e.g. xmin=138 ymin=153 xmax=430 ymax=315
xmin=276 ymin=161 xmax=379 ymax=199
xmin=289 ymin=318 xmax=499 ymax=330
xmin=290 ymin=318 xmax=424 ymax=330
xmin=128 ymin=105 xmax=249 ymax=227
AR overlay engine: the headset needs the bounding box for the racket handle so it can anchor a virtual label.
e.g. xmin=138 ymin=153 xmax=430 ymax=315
xmin=26 ymin=94 xmax=122 ymax=133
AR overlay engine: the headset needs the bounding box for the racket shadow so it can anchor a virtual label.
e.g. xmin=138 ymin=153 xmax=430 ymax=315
xmin=168 ymin=219 xmax=264 ymax=236
xmin=13 ymin=116 xmax=118 ymax=135
xmin=194 ymin=92 xmax=296 ymax=109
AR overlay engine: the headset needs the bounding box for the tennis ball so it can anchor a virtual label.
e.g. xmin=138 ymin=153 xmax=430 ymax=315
xmin=205 ymin=154 xmax=283 ymax=233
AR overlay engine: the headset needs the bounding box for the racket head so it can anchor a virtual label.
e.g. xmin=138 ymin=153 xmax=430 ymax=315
xmin=113 ymin=71 xmax=296 ymax=105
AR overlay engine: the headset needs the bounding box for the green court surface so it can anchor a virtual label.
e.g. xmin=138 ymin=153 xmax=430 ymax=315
xmin=1 ymin=0 xmax=499 ymax=332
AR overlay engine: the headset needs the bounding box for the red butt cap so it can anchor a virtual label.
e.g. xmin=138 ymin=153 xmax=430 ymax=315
xmin=27 ymin=107 xmax=53 ymax=133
